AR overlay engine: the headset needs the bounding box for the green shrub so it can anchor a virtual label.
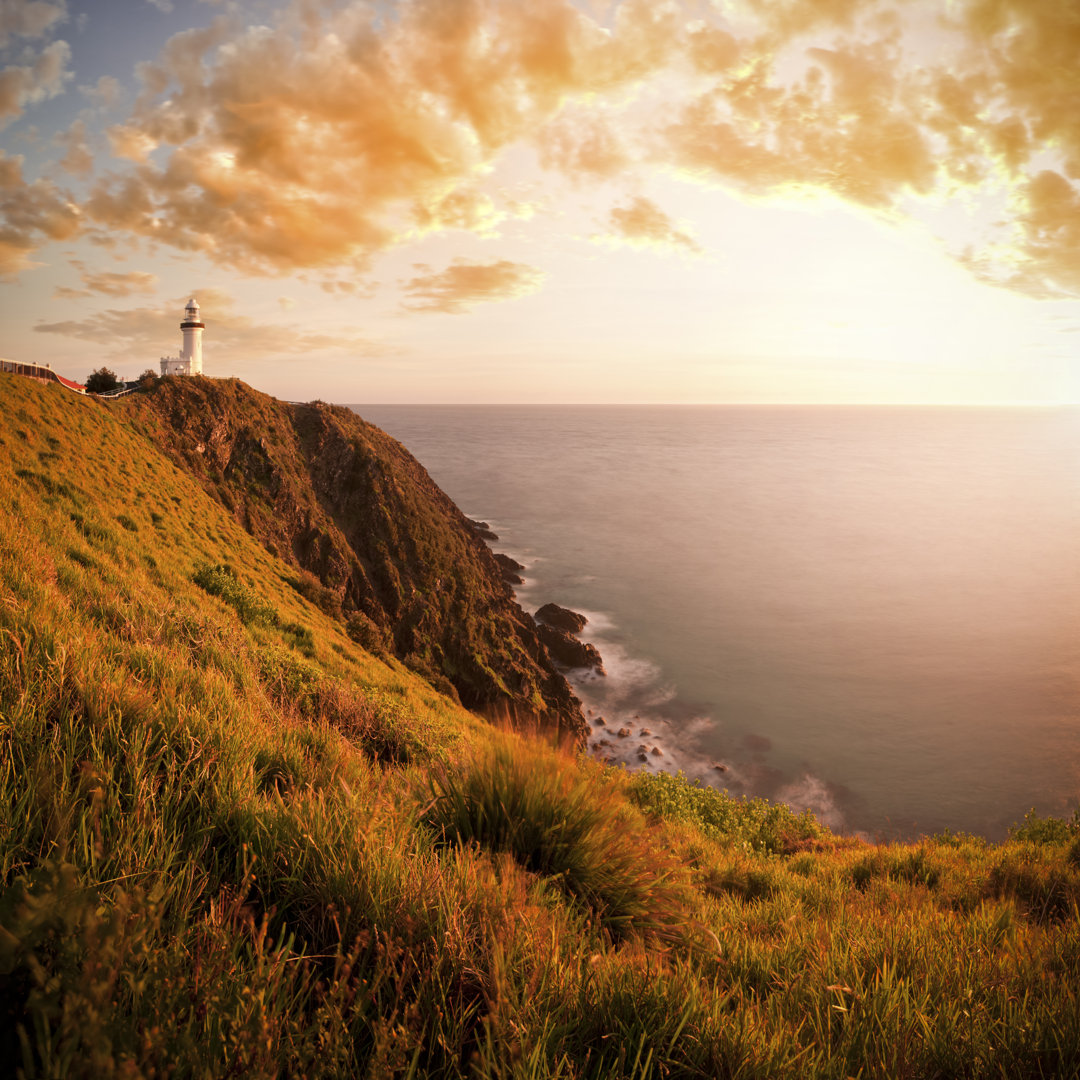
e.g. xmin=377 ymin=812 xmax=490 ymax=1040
xmin=627 ymin=770 xmax=823 ymax=854
xmin=1009 ymin=808 xmax=1080 ymax=845
xmin=193 ymin=563 xmax=279 ymax=627
xmin=345 ymin=611 xmax=391 ymax=657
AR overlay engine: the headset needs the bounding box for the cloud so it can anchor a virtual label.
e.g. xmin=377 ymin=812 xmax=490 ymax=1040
xmin=56 ymin=116 xmax=92 ymax=176
xmin=53 ymin=266 xmax=158 ymax=299
xmin=402 ymin=258 xmax=545 ymax=313
xmin=536 ymin=110 xmax=630 ymax=181
xmin=78 ymin=0 xmax=685 ymax=274
xmin=0 ymin=149 xmax=79 ymax=277
xmin=6 ymin=0 xmax=1080 ymax=301
xmin=600 ymin=195 xmax=701 ymax=254
xmin=0 ymin=0 xmax=66 ymax=47
xmin=78 ymin=74 xmax=121 ymax=108
xmin=411 ymin=188 xmax=507 ymax=237
xmin=0 ymin=38 xmax=72 ymax=127
xmin=34 ymin=288 xmax=382 ymax=360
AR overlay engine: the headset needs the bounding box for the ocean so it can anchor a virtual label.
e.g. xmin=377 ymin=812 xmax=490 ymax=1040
xmin=353 ymin=405 xmax=1080 ymax=840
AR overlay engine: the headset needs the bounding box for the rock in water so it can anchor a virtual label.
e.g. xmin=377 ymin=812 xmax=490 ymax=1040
xmin=536 ymin=624 xmax=606 ymax=675
xmin=468 ymin=519 xmax=499 ymax=541
xmin=535 ymin=602 xmax=588 ymax=633
xmin=494 ymin=553 xmax=524 ymax=585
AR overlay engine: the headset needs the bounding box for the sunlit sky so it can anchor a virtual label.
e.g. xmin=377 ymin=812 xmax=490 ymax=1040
xmin=2 ymin=0 xmax=1080 ymax=403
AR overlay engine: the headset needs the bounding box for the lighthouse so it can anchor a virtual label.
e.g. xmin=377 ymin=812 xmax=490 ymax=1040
xmin=160 ymin=298 xmax=206 ymax=376
xmin=180 ymin=298 xmax=204 ymax=374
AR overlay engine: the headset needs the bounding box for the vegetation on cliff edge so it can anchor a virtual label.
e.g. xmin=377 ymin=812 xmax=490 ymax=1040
xmin=1 ymin=373 xmax=1079 ymax=1079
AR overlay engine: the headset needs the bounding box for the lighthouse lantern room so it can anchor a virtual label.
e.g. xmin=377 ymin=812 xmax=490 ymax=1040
xmin=160 ymin=299 xmax=205 ymax=376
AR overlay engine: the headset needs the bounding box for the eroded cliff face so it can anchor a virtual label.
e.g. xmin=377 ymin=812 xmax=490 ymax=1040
xmin=125 ymin=377 xmax=586 ymax=741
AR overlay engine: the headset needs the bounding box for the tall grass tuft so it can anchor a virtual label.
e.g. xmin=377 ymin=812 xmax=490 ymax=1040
xmin=423 ymin=743 xmax=687 ymax=942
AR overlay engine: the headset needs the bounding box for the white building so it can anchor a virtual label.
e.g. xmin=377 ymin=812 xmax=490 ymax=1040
xmin=160 ymin=298 xmax=205 ymax=376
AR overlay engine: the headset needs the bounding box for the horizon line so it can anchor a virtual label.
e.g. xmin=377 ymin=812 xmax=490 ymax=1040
xmin=340 ymin=400 xmax=1077 ymax=408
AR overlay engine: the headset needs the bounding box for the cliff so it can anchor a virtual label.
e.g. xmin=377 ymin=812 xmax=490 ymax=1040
xmin=122 ymin=376 xmax=585 ymax=740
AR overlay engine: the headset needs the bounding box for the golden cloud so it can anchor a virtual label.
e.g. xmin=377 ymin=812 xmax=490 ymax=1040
xmin=0 ymin=38 xmax=71 ymax=127
xmin=53 ymin=265 xmax=158 ymax=299
xmin=0 ymin=149 xmax=79 ymax=277
xmin=4 ymin=0 xmax=1080 ymax=300
xmin=34 ymin=288 xmax=383 ymax=361
xmin=402 ymin=259 xmax=545 ymax=313
xmin=79 ymin=0 xmax=684 ymax=274
xmin=536 ymin=110 xmax=631 ymax=181
xmin=601 ymin=195 xmax=701 ymax=254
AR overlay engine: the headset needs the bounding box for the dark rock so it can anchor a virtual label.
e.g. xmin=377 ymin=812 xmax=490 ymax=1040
xmin=713 ymin=762 xmax=728 ymax=773
xmin=594 ymin=716 xmax=606 ymax=726
xmin=469 ymin=518 xmax=499 ymax=541
xmin=493 ymin=553 xmax=524 ymax=585
xmin=651 ymin=746 xmax=663 ymax=757
xmin=617 ymin=727 xmax=631 ymax=738
xmin=535 ymin=602 xmax=588 ymax=634
xmin=536 ymin=623 xmax=605 ymax=675
xmin=639 ymin=728 xmax=651 ymax=736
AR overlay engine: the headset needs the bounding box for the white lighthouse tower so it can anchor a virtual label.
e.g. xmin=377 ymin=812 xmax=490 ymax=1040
xmin=160 ymin=298 xmax=205 ymax=376
xmin=180 ymin=298 xmax=204 ymax=374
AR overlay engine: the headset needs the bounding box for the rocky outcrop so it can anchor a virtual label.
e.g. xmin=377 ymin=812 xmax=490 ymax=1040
xmin=468 ymin=519 xmax=499 ymax=541
xmin=494 ymin=553 xmax=525 ymax=585
xmin=535 ymin=602 xmax=588 ymax=634
xmin=536 ymin=623 xmax=605 ymax=675
xmin=125 ymin=377 xmax=587 ymax=743
xmin=534 ymin=602 xmax=603 ymax=674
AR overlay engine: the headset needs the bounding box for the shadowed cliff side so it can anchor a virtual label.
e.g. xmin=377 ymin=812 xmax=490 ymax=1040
xmin=123 ymin=376 xmax=586 ymax=741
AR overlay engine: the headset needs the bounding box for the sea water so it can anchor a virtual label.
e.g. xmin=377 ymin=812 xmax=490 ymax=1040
xmin=354 ymin=405 xmax=1080 ymax=840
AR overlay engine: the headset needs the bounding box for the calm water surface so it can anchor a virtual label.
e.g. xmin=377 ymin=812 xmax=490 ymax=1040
xmin=355 ymin=405 xmax=1080 ymax=840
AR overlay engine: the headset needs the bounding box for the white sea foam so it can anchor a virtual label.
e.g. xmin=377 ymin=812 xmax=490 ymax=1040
xmin=776 ymin=773 xmax=846 ymax=832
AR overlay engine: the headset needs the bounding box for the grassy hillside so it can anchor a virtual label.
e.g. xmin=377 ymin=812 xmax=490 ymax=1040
xmin=2 ymin=373 xmax=1079 ymax=1079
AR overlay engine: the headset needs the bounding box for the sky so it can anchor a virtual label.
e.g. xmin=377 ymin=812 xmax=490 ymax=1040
xmin=1 ymin=0 xmax=1080 ymax=404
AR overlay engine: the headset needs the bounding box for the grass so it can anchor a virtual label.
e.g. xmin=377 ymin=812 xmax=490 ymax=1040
xmin=2 ymin=373 xmax=1079 ymax=1078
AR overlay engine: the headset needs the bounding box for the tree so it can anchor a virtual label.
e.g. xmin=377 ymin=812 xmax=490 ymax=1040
xmin=85 ymin=367 xmax=120 ymax=394
xmin=137 ymin=368 xmax=159 ymax=391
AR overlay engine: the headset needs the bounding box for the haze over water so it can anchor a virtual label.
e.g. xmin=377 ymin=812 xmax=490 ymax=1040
xmin=357 ymin=405 xmax=1080 ymax=840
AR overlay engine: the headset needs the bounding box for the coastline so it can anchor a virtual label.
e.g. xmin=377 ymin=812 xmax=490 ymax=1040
xmin=485 ymin=520 xmax=853 ymax=834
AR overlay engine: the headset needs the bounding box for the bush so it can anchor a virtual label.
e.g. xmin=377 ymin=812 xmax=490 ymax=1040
xmin=345 ymin=611 xmax=391 ymax=657
xmin=285 ymin=570 xmax=342 ymax=619
xmin=627 ymin=770 xmax=824 ymax=854
xmin=85 ymin=367 xmax=120 ymax=394
xmin=193 ymin=563 xmax=279 ymax=627
xmin=423 ymin=745 xmax=686 ymax=941
xmin=1009 ymin=808 xmax=1080 ymax=845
